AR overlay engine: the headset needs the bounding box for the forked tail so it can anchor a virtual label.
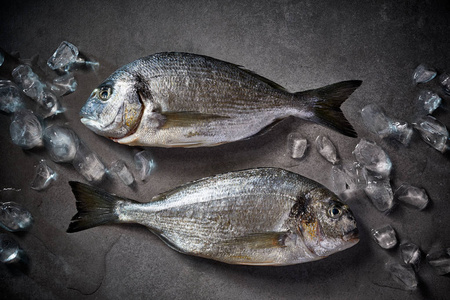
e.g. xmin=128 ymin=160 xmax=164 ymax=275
xmin=298 ymin=80 xmax=362 ymax=138
xmin=67 ymin=181 xmax=131 ymax=233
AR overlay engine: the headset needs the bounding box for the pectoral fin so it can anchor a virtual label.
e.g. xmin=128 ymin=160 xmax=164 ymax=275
xmin=222 ymin=232 xmax=289 ymax=249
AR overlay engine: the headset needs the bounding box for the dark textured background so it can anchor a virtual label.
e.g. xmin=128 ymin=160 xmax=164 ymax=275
xmin=1 ymin=1 xmax=449 ymax=299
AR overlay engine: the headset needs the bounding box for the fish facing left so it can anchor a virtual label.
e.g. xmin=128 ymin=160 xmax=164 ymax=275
xmin=67 ymin=168 xmax=359 ymax=266
xmin=80 ymin=52 xmax=361 ymax=147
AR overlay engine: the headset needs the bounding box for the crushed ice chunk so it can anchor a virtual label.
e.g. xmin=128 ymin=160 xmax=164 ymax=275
xmin=9 ymin=109 xmax=43 ymax=149
xmin=134 ymin=150 xmax=156 ymax=181
xmin=400 ymin=242 xmax=421 ymax=270
xmin=110 ymin=160 xmax=135 ymax=186
xmin=0 ymin=233 xmax=27 ymax=264
xmin=360 ymin=104 xmax=413 ymax=145
xmin=364 ymin=177 xmax=394 ymax=212
xmin=438 ymin=72 xmax=450 ymax=95
xmin=0 ymin=50 xmax=4 ymax=66
xmin=427 ymin=247 xmax=450 ymax=275
xmin=287 ymin=133 xmax=308 ymax=159
xmin=47 ymin=41 xmax=79 ymax=70
xmin=413 ymin=115 xmax=449 ymax=153
xmin=51 ymin=73 xmax=77 ymax=96
xmin=31 ymin=159 xmax=57 ymax=191
xmin=43 ymin=125 xmax=80 ymax=163
xmin=343 ymin=162 xmax=368 ymax=190
xmin=11 ymin=64 xmax=45 ymax=100
xmin=0 ymin=80 xmax=25 ymax=113
xmin=417 ymin=90 xmax=442 ymax=114
xmin=353 ymin=139 xmax=392 ymax=178
xmin=387 ymin=263 xmax=418 ymax=290
xmin=315 ymin=135 xmax=339 ymax=164
xmin=371 ymin=225 xmax=397 ymax=249
xmin=0 ymin=202 xmax=33 ymax=232
xmin=331 ymin=166 xmax=346 ymax=194
xmin=72 ymin=141 xmax=106 ymax=183
xmin=395 ymin=184 xmax=429 ymax=210
xmin=36 ymin=88 xmax=63 ymax=118
xmin=413 ymin=64 xmax=437 ymax=84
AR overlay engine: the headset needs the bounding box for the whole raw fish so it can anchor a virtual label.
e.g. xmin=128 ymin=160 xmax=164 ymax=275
xmin=80 ymin=52 xmax=361 ymax=147
xmin=67 ymin=168 xmax=359 ymax=265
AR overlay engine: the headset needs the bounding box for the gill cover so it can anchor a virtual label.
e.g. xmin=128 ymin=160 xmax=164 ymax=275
xmin=80 ymin=71 xmax=143 ymax=139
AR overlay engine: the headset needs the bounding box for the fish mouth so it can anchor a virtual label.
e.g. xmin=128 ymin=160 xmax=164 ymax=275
xmin=343 ymin=227 xmax=359 ymax=242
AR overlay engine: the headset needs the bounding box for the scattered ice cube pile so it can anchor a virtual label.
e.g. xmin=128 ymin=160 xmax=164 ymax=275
xmin=287 ymin=133 xmax=308 ymax=159
xmin=0 ymin=201 xmax=33 ymax=232
xmin=134 ymin=150 xmax=156 ymax=181
xmin=110 ymin=160 xmax=135 ymax=186
xmin=371 ymin=224 xmax=397 ymax=249
xmin=31 ymin=159 xmax=57 ymax=191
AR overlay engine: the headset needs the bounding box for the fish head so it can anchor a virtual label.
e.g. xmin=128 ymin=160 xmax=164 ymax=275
xmin=297 ymin=188 xmax=359 ymax=257
xmin=80 ymin=71 xmax=143 ymax=139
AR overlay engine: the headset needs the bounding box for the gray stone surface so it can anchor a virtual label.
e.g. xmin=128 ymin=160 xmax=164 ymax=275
xmin=1 ymin=0 xmax=449 ymax=299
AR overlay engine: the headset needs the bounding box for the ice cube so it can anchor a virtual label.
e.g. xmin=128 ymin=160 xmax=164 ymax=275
xmin=11 ymin=64 xmax=45 ymax=100
xmin=343 ymin=162 xmax=368 ymax=190
xmin=47 ymin=41 xmax=79 ymax=70
xmin=9 ymin=109 xmax=43 ymax=149
xmin=134 ymin=150 xmax=156 ymax=181
xmin=0 ymin=50 xmax=4 ymax=66
xmin=365 ymin=177 xmax=394 ymax=212
xmin=31 ymin=159 xmax=57 ymax=191
xmin=110 ymin=160 xmax=135 ymax=186
xmin=394 ymin=184 xmax=429 ymax=210
xmin=386 ymin=263 xmax=418 ymax=290
xmin=353 ymin=139 xmax=392 ymax=178
xmin=360 ymin=104 xmax=413 ymax=145
xmin=427 ymin=247 xmax=450 ymax=275
xmin=331 ymin=166 xmax=347 ymax=194
xmin=315 ymin=135 xmax=339 ymax=164
xmin=413 ymin=64 xmax=437 ymax=84
xmin=438 ymin=72 xmax=450 ymax=95
xmin=51 ymin=73 xmax=77 ymax=96
xmin=413 ymin=115 xmax=449 ymax=153
xmin=371 ymin=225 xmax=397 ymax=249
xmin=72 ymin=141 xmax=106 ymax=183
xmin=0 ymin=202 xmax=33 ymax=232
xmin=0 ymin=233 xmax=26 ymax=264
xmin=287 ymin=133 xmax=308 ymax=159
xmin=43 ymin=125 xmax=80 ymax=163
xmin=0 ymin=80 xmax=25 ymax=113
xmin=417 ymin=90 xmax=442 ymax=114
xmin=36 ymin=88 xmax=63 ymax=118
xmin=400 ymin=242 xmax=421 ymax=270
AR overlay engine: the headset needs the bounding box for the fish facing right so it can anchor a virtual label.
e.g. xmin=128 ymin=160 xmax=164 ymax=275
xmin=67 ymin=168 xmax=359 ymax=266
xmin=80 ymin=52 xmax=362 ymax=147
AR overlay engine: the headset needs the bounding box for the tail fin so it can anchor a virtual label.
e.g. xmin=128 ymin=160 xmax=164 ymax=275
xmin=299 ymin=80 xmax=362 ymax=138
xmin=67 ymin=181 xmax=124 ymax=233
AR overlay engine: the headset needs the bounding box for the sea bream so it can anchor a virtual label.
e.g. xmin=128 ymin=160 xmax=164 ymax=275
xmin=67 ymin=168 xmax=359 ymax=265
xmin=80 ymin=52 xmax=362 ymax=147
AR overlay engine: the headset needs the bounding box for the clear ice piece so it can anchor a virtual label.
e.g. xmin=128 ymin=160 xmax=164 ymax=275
xmin=51 ymin=73 xmax=77 ymax=96
xmin=364 ymin=177 xmax=394 ymax=212
xmin=72 ymin=141 xmax=106 ymax=183
xmin=427 ymin=247 xmax=450 ymax=275
xmin=360 ymin=104 xmax=413 ymax=145
xmin=9 ymin=109 xmax=43 ymax=149
xmin=110 ymin=160 xmax=135 ymax=186
xmin=315 ymin=135 xmax=339 ymax=164
xmin=438 ymin=72 xmax=450 ymax=95
xmin=43 ymin=125 xmax=80 ymax=163
xmin=36 ymin=88 xmax=63 ymax=118
xmin=371 ymin=225 xmax=397 ymax=249
xmin=395 ymin=184 xmax=429 ymax=210
xmin=0 ymin=80 xmax=25 ymax=113
xmin=47 ymin=41 xmax=79 ymax=70
xmin=0 ymin=202 xmax=33 ymax=232
xmin=417 ymin=90 xmax=442 ymax=114
xmin=413 ymin=64 xmax=437 ymax=84
xmin=287 ymin=133 xmax=308 ymax=159
xmin=0 ymin=233 xmax=23 ymax=263
xmin=11 ymin=64 xmax=45 ymax=100
xmin=0 ymin=50 xmax=4 ymax=66
xmin=31 ymin=159 xmax=57 ymax=191
xmin=343 ymin=162 xmax=368 ymax=190
xmin=400 ymin=242 xmax=421 ymax=270
xmin=134 ymin=150 xmax=156 ymax=181
xmin=353 ymin=139 xmax=392 ymax=178
xmin=387 ymin=263 xmax=418 ymax=290
xmin=413 ymin=115 xmax=449 ymax=153
xmin=331 ymin=166 xmax=347 ymax=194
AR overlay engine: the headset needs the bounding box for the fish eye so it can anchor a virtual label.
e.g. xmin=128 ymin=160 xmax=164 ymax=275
xmin=99 ymin=86 xmax=112 ymax=101
xmin=327 ymin=205 xmax=342 ymax=219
